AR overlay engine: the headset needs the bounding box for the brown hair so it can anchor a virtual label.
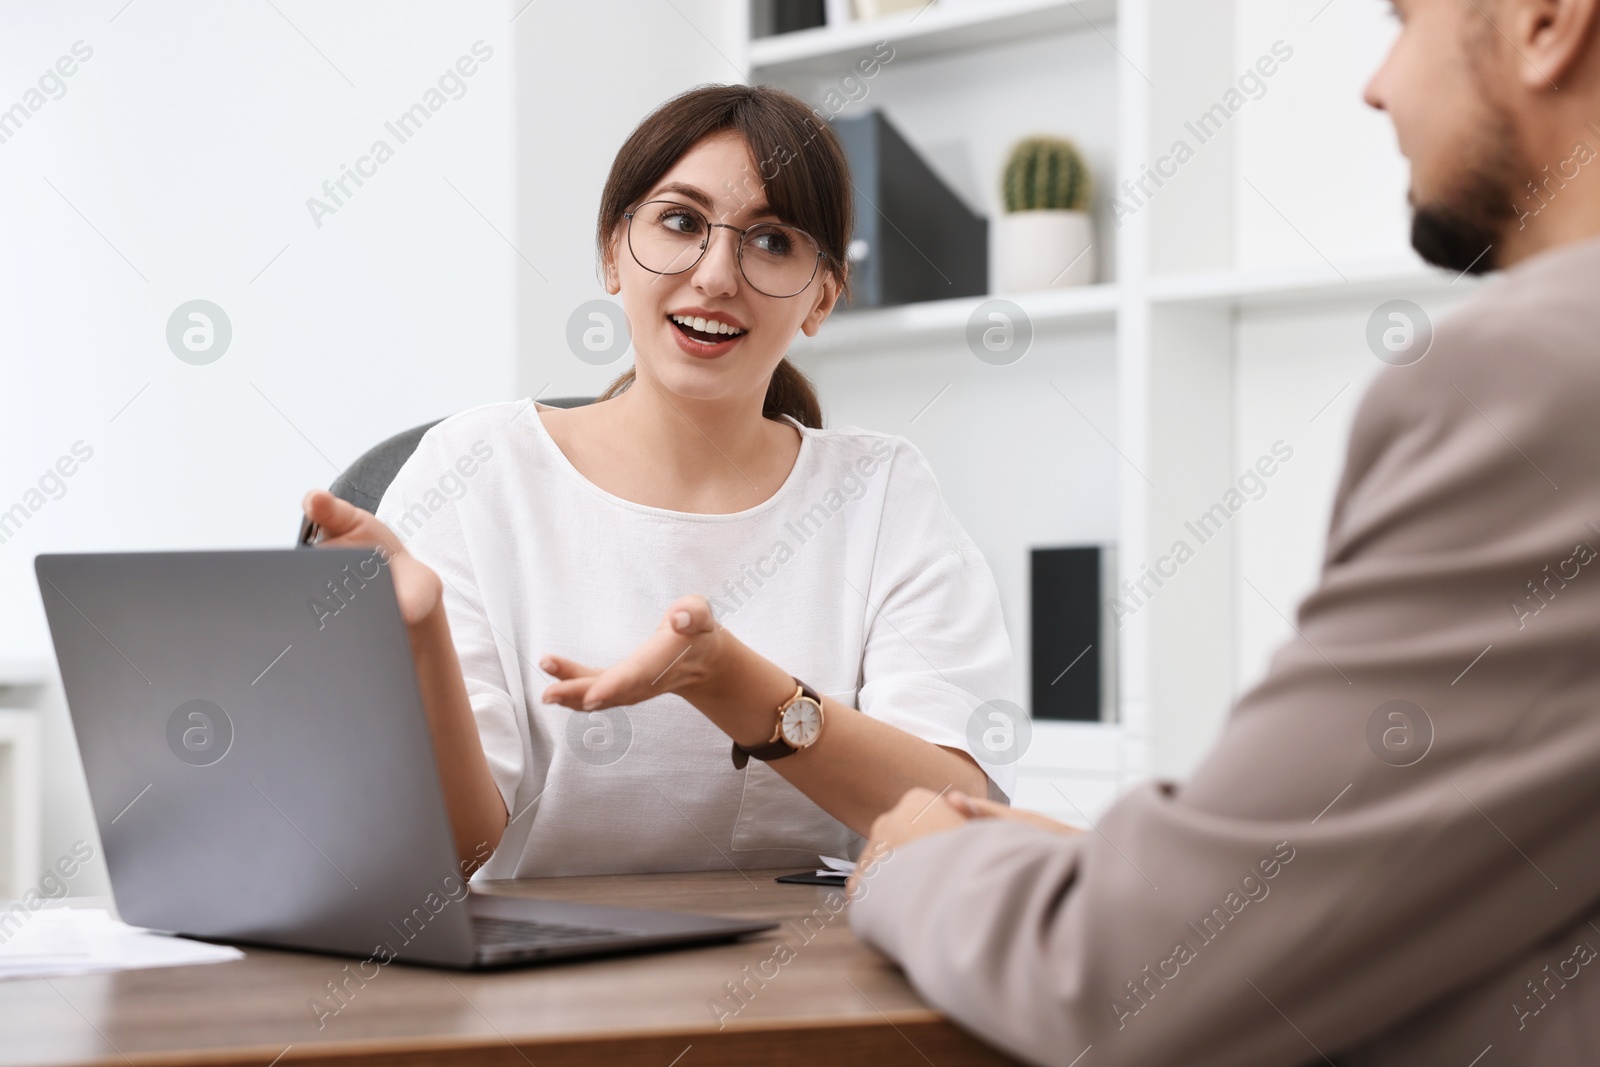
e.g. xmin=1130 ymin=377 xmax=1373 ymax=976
xmin=594 ymin=84 xmax=854 ymax=429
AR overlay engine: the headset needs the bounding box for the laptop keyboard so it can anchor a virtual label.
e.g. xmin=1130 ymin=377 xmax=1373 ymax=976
xmin=472 ymin=915 xmax=634 ymax=949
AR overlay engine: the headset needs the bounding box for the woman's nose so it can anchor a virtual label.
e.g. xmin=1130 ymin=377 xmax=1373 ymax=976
xmin=691 ymin=226 xmax=741 ymax=297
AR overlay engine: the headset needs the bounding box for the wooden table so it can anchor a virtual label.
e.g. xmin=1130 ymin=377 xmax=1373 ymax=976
xmin=3 ymin=870 xmax=1018 ymax=1066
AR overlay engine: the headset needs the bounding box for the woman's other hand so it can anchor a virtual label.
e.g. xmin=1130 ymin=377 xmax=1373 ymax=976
xmin=301 ymin=489 xmax=442 ymax=626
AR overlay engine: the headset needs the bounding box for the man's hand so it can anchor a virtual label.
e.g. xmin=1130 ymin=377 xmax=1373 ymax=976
xmin=848 ymin=787 xmax=1085 ymax=899
xmin=948 ymin=791 xmax=1083 ymax=835
xmin=848 ymin=786 xmax=970 ymax=897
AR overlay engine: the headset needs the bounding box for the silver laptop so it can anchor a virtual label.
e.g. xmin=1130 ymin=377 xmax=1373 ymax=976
xmin=35 ymin=549 xmax=775 ymax=968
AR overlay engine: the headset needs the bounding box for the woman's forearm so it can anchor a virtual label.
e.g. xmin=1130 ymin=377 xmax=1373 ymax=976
xmin=406 ymin=601 xmax=508 ymax=873
xmin=774 ymin=701 xmax=989 ymax=837
xmin=683 ymin=638 xmax=989 ymax=837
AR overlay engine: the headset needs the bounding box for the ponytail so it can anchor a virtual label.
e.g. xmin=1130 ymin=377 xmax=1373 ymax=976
xmin=595 ymin=358 xmax=823 ymax=429
xmin=762 ymin=359 xmax=824 ymax=428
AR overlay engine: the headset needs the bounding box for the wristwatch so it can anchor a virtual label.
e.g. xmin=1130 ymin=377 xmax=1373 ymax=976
xmin=731 ymin=678 xmax=824 ymax=769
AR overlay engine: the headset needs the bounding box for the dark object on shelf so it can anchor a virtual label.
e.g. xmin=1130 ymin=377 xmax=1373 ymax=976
xmin=832 ymin=110 xmax=989 ymax=309
xmin=775 ymin=870 xmax=848 ymax=886
xmin=751 ymin=0 xmax=827 ymax=37
xmin=1031 ymin=545 xmax=1116 ymax=722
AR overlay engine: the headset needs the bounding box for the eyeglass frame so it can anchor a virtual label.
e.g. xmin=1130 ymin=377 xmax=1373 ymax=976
xmin=621 ymin=199 xmax=829 ymax=299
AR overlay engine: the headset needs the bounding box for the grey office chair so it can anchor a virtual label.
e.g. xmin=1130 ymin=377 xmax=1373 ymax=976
xmin=297 ymin=397 xmax=592 ymax=540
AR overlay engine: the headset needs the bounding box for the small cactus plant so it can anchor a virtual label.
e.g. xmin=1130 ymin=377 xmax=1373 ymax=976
xmin=1002 ymin=136 xmax=1092 ymax=213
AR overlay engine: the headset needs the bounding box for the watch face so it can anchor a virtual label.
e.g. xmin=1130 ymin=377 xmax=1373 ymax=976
xmin=780 ymin=699 xmax=823 ymax=748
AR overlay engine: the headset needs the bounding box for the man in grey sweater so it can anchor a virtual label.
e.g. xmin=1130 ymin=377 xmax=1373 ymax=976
xmin=849 ymin=0 xmax=1600 ymax=1063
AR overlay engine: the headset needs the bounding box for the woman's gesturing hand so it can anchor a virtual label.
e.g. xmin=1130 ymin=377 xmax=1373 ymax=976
xmin=300 ymin=489 xmax=442 ymax=627
xmin=540 ymin=594 xmax=728 ymax=712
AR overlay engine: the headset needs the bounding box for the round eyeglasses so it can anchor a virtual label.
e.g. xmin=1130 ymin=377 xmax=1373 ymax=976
xmin=623 ymin=200 xmax=826 ymax=299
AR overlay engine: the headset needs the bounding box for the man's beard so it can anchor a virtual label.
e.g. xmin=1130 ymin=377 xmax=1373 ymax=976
xmin=1409 ymin=109 xmax=1522 ymax=275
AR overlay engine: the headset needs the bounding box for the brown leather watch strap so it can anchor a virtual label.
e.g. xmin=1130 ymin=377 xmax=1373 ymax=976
xmin=731 ymin=679 xmax=821 ymax=770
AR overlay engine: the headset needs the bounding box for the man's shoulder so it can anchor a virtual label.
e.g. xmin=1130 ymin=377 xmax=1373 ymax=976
xmin=1359 ymin=241 xmax=1600 ymax=440
xmin=1331 ymin=241 xmax=1600 ymax=554
xmin=1415 ymin=239 xmax=1600 ymax=389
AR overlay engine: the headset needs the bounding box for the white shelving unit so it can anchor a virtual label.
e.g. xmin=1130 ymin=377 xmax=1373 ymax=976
xmin=790 ymin=261 xmax=1464 ymax=359
xmin=1149 ymin=259 xmax=1469 ymax=310
xmin=747 ymin=0 xmax=1461 ymax=822
xmin=0 ymin=710 xmax=42 ymax=900
xmin=0 ymin=659 xmax=48 ymax=898
xmin=749 ymin=0 xmax=1118 ymax=76
xmin=791 ymin=282 xmax=1119 ymax=356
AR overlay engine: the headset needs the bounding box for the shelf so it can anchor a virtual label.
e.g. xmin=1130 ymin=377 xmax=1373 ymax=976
xmin=784 ymin=260 xmax=1483 ymax=356
xmin=792 ymin=282 xmax=1119 ymax=356
xmin=749 ymin=0 xmax=1118 ymax=79
xmin=1148 ymin=259 xmax=1480 ymax=312
xmin=0 ymin=656 xmax=52 ymax=687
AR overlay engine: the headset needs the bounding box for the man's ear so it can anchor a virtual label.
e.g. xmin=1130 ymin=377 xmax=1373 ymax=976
xmin=798 ymin=272 xmax=842 ymax=337
xmin=1517 ymin=0 xmax=1600 ymax=90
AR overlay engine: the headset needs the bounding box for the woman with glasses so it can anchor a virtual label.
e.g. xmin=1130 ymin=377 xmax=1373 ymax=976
xmin=300 ymin=84 xmax=1014 ymax=878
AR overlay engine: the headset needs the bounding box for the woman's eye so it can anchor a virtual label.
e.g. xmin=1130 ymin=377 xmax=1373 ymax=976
xmin=661 ymin=211 xmax=702 ymax=235
xmin=750 ymin=230 xmax=792 ymax=257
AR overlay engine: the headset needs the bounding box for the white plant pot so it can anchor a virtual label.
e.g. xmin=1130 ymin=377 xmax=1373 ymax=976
xmin=993 ymin=210 xmax=1097 ymax=292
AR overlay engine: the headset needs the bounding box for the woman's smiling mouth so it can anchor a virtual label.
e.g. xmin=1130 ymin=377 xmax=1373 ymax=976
xmin=668 ymin=310 xmax=748 ymax=358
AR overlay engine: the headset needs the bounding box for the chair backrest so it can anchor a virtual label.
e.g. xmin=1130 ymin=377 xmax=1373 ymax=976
xmin=302 ymin=397 xmax=592 ymax=538
xmin=327 ymin=419 xmax=444 ymax=515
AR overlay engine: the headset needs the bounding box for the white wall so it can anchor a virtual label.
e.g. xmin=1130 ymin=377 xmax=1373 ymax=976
xmin=1225 ymin=0 xmax=1446 ymax=698
xmin=0 ymin=0 xmax=518 ymax=893
xmin=513 ymin=0 xmax=748 ymax=400
xmin=1236 ymin=0 xmax=1413 ymax=270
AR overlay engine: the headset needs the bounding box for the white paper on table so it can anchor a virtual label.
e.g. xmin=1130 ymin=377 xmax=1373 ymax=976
xmin=0 ymin=907 xmax=243 ymax=980
xmin=0 ymin=908 xmax=90 ymax=961
xmin=803 ymin=855 xmax=855 ymax=878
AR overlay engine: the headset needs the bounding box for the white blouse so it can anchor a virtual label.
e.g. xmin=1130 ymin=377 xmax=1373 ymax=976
xmin=374 ymin=400 xmax=1015 ymax=878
